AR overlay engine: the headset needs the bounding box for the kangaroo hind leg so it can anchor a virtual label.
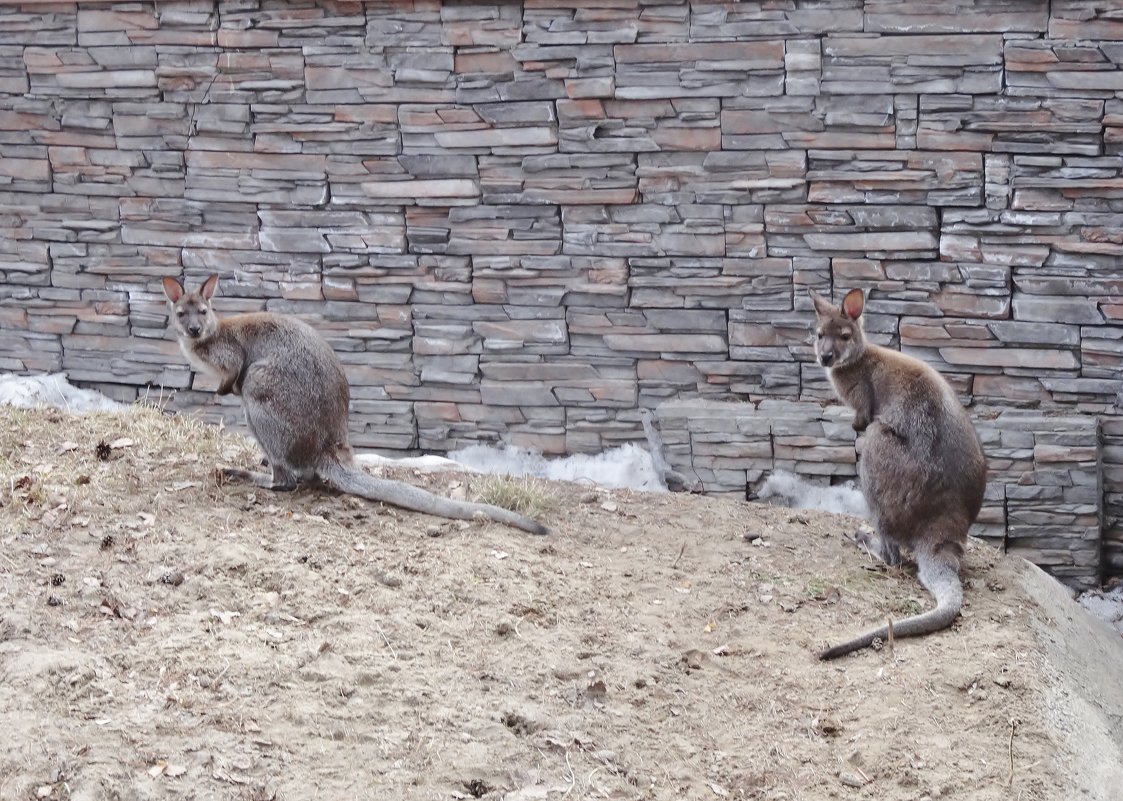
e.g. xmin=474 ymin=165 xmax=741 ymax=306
xmin=223 ymin=380 xmax=304 ymax=492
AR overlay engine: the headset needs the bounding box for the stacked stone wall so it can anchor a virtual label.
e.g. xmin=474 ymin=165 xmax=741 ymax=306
xmin=2 ymin=0 xmax=1122 ymax=583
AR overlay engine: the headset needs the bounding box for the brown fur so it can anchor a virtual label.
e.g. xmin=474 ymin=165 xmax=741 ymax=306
xmin=811 ymin=288 xmax=987 ymax=659
xmin=162 ymin=275 xmax=548 ymax=535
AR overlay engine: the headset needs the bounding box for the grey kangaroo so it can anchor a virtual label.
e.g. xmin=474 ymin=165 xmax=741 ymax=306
xmin=810 ymin=288 xmax=986 ymax=659
xmin=162 ymin=274 xmax=548 ymax=536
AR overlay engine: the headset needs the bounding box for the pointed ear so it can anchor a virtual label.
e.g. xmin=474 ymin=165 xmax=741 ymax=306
xmin=200 ymin=274 xmax=219 ymax=300
xmin=841 ymin=288 xmax=865 ymax=321
xmin=809 ymin=289 xmax=834 ymax=317
xmin=161 ymin=277 xmax=184 ymax=303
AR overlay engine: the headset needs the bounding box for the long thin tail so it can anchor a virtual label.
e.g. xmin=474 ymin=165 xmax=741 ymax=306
xmin=318 ymin=461 xmax=549 ymax=536
xmin=819 ymin=551 xmax=962 ymax=660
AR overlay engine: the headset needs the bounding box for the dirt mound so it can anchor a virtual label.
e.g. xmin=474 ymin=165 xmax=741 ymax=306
xmin=1 ymin=406 xmax=1120 ymax=801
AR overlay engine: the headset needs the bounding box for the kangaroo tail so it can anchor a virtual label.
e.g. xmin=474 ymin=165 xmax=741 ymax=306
xmin=819 ymin=548 xmax=962 ymax=661
xmin=318 ymin=461 xmax=549 ymax=536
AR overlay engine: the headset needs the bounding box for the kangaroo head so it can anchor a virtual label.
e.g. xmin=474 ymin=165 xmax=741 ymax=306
xmin=162 ymin=274 xmax=220 ymax=341
xmin=809 ymin=288 xmax=868 ymax=369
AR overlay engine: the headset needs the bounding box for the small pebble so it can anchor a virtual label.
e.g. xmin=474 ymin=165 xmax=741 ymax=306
xmin=159 ymin=571 xmax=185 ymax=587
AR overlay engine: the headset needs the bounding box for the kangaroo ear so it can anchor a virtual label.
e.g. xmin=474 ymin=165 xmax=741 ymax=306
xmin=841 ymin=288 xmax=865 ymax=321
xmin=200 ymin=274 xmax=219 ymax=300
xmin=809 ymin=289 xmax=834 ymax=317
xmin=161 ymin=277 xmax=184 ymax=303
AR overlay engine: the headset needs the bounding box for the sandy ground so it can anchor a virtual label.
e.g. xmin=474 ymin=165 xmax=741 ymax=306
xmin=1 ymin=405 xmax=1121 ymax=801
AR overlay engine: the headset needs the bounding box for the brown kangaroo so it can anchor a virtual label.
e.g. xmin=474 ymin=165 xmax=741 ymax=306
xmin=162 ymin=274 xmax=548 ymax=536
xmin=810 ymin=288 xmax=986 ymax=659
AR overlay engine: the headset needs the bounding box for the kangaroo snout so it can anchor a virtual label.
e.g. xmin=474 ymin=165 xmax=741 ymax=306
xmin=818 ymin=351 xmax=834 ymax=367
xmin=186 ymin=323 xmax=203 ymax=338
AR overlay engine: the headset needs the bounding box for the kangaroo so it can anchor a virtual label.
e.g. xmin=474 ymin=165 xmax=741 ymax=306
xmin=161 ymin=274 xmax=548 ymax=536
xmin=810 ymin=288 xmax=986 ymax=660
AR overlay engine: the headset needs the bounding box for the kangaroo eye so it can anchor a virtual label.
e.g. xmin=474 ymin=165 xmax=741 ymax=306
xmin=200 ymin=308 xmax=208 ymax=315
xmin=816 ymin=331 xmax=823 ymax=340
xmin=841 ymin=332 xmax=852 ymax=341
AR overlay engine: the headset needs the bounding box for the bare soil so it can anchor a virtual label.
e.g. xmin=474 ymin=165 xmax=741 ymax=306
xmin=1 ymin=405 xmax=1120 ymax=801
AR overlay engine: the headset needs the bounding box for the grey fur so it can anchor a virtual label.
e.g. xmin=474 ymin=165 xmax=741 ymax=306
xmin=810 ymin=288 xmax=986 ymax=659
xmin=162 ymin=275 xmax=548 ymax=536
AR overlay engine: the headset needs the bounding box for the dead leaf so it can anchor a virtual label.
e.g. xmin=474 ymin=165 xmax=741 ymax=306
xmin=815 ymin=587 xmax=842 ymax=605
xmin=210 ymin=609 xmax=240 ymax=625
xmin=166 ymin=481 xmax=200 ymax=492
xmin=291 ymin=512 xmax=327 ymax=524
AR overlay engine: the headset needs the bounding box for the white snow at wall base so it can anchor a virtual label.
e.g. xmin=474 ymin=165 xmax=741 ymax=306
xmin=0 ymin=372 xmax=123 ymax=413
xmin=753 ymin=469 xmax=869 ymax=518
xmin=448 ymin=442 xmax=667 ymax=492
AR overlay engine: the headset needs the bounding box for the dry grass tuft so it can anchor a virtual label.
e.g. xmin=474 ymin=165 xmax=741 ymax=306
xmin=472 ymin=474 xmax=557 ymax=519
xmin=0 ymin=403 xmax=260 ymax=528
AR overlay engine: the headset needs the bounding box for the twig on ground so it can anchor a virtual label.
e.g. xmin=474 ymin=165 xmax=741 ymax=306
xmin=375 ymin=622 xmax=397 ymax=660
xmin=1008 ymin=718 xmax=1019 ymax=786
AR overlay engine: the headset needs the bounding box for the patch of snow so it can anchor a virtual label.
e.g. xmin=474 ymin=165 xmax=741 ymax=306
xmin=754 ymin=470 xmax=869 ymax=519
xmin=448 ymin=442 xmax=666 ymax=492
xmin=1076 ymin=585 xmax=1123 ymax=637
xmin=0 ymin=372 xmax=123 ymax=413
xmin=354 ymin=452 xmax=466 ymax=472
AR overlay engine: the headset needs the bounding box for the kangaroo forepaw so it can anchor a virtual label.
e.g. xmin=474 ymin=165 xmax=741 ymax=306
xmin=844 ymin=525 xmax=902 ymax=567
